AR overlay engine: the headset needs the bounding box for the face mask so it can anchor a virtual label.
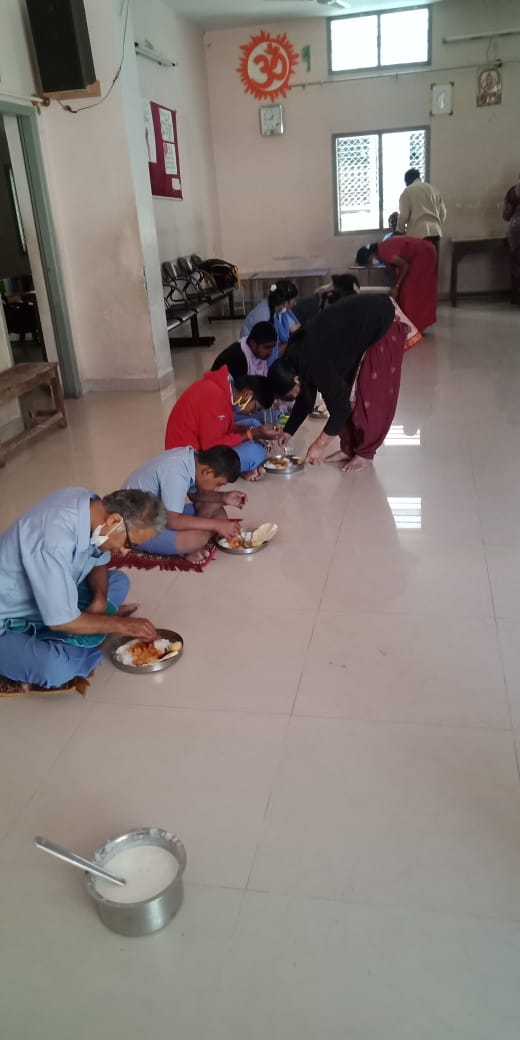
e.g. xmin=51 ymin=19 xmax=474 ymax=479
xmin=90 ymin=519 xmax=123 ymax=549
xmin=236 ymin=394 xmax=253 ymax=413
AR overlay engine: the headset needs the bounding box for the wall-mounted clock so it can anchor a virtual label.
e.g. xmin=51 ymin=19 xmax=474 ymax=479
xmin=259 ymin=104 xmax=284 ymax=136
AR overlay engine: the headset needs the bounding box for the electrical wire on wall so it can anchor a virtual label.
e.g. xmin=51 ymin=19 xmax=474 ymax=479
xmin=58 ymin=0 xmax=130 ymax=114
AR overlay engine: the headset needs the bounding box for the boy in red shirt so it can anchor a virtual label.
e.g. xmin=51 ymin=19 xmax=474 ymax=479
xmin=165 ymin=366 xmax=283 ymax=481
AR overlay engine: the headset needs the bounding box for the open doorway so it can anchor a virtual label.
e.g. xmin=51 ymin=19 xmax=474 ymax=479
xmin=0 ymin=117 xmax=47 ymax=365
xmin=0 ymin=103 xmax=81 ymax=397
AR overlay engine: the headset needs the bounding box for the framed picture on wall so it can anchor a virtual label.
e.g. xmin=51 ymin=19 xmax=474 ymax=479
xmin=430 ymin=83 xmax=453 ymax=116
xmin=477 ymin=66 xmax=502 ymax=107
xmin=4 ymin=165 xmax=27 ymax=254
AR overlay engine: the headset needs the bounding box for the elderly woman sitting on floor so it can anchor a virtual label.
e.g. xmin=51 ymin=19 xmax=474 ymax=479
xmin=0 ymin=487 xmax=165 ymax=691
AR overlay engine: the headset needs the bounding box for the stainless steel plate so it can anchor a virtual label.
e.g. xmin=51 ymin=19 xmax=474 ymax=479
xmin=110 ymin=628 xmax=184 ymax=674
xmin=265 ymin=455 xmax=305 ymax=475
xmin=217 ymin=533 xmax=267 ymax=556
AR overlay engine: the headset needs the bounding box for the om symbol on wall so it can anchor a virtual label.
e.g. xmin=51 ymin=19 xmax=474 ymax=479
xmin=237 ymin=31 xmax=299 ymax=102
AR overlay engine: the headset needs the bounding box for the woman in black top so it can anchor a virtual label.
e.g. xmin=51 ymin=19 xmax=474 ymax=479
xmin=268 ymin=294 xmax=408 ymax=471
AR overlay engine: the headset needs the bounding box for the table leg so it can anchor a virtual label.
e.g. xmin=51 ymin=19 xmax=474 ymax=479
xmin=51 ymin=371 xmax=68 ymax=428
xmin=450 ymin=247 xmax=460 ymax=307
xmin=19 ymin=390 xmax=38 ymax=430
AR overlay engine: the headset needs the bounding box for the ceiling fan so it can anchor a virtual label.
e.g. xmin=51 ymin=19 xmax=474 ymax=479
xmin=263 ymin=1 xmax=352 ymax=9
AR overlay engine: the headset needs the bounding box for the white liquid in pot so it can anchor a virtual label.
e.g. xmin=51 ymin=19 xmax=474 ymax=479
xmin=94 ymin=844 xmax=177 ymax=903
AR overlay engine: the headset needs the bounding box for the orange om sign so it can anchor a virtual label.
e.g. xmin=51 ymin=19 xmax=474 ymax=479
xmin=237 ymin=30 xmax=299 ymax=102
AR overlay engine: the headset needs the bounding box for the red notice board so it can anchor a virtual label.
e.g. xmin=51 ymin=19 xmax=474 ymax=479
xmin=144 ymin=100 xmax=182 ymax=200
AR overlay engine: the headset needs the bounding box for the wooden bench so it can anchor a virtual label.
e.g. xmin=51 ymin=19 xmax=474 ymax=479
xmin=0 ymin=362 xmax=67 ymax=467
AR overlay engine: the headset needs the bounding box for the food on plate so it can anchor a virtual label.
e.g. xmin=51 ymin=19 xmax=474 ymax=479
xmin=266 ymin=455 xmax=304 ymax=469
xmin=226 ymin=535 xmax=249 ymax=550
xmin=250 ymin=522 xmax=278 ymax=547
xmin=115 ymin=637 xmax=182 ymax=667
xmin=220 ymin=522 xmax=278 ymax=551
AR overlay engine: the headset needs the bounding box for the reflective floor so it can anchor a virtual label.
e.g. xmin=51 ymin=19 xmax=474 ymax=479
xmin=1 ymin=303 xmax=520 ymax=1038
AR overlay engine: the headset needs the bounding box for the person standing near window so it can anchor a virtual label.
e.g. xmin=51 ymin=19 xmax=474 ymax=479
xmin=397 ymin=169 xmax=446 ymax=252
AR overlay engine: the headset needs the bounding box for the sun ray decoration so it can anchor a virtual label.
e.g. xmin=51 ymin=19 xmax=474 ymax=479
xmin=237 ymin=30 xmax=299 ymax=102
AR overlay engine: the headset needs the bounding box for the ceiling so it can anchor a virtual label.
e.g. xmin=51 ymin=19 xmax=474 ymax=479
xmin=162 ymin=0 xmax=445 ymax=32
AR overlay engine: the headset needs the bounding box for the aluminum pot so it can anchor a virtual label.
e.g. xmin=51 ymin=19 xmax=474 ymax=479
xmin=86 ymin=827 xmax=186 ymax=937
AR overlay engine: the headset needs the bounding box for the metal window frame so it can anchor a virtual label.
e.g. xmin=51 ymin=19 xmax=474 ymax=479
xmin=327 ymin=4 xmax=432 ymax=76
xmin=332 ymin=124 xmax=430 ymax=237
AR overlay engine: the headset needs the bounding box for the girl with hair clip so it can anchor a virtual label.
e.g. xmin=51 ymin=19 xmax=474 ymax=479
xmin=240 ymin=280 xmax=300 ymax=367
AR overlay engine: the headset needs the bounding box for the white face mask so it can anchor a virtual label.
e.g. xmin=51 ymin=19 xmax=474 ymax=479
xmin=90 ymin=519 xmax=123 ymax=549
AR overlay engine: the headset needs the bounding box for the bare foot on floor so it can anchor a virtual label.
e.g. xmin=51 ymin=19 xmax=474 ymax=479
xmin=117 ymin=603 xmax=139 ymax=617
xmin=242 ymin=466 xmax=265 ymax=481
xmin=341 ymin=455 xmax=372 ymax=473
xmin=325 ymin=449 xmax=352 ymax=464
xmin=185 ymin=548 xmax=210 ymax=564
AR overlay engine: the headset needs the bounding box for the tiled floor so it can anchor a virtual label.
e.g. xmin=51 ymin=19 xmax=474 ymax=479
xmin=2 ymin=302 xmax=520 ymax=1038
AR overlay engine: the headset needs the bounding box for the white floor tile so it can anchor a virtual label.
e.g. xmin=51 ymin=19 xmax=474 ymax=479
xmin=168 ymin=539 xmax=335 ymax=611
xmin=210 ymin=892 xmax=520 ymax=1040
xmin=295 ymin=612 xmax=510 ymax=728
xmin=249 ymin=717 xmax=520 ymax=917
xmin=497 ymin=619 xmax=520 ymax=728
xmin=95 ymin=605 xmax=315 ymax=714
xmin=322 ymin=540 xmax=494 ymax=616
xmin=486 ymin=547 xmax=520 ymax=618
xmin=2 ymin=302 xmax=520 ymax=1035
xmin=0 ymin=704 xmax=288 ymax=889
xmin=340 ymin=475 xmax=482 ymax=545
xmin=0 ymin=696 xmax=89 ymax=843
xmin=0 ymin=863 xmax=242 ymax=1040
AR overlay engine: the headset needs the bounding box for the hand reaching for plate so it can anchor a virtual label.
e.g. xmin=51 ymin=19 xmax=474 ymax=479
xmin=215 ymin=517 xmax=242 ymax=540
xmin=116 ymin=616 xmax=158 ymax=641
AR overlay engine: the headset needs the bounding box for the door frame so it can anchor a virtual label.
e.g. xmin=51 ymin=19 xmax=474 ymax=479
xmin=0 ymin=99 xmax=81 ymax=397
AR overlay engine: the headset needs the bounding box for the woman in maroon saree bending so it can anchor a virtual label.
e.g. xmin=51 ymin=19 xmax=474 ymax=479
xmin=268 ymin=294 xmax=407 ymax=473
xmin=333 ymin=317 xmax=407 ymax=470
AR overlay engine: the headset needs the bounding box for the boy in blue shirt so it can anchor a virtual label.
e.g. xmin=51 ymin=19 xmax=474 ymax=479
xmin=125 ymin=444 xmax=245 ymax=563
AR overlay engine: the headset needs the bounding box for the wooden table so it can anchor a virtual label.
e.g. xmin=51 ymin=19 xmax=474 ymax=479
xmin=347 ymin=263 xmax=388 ymax=287
xmin=0 ymin=362 xmax=67 ymax=466
xmin=243 ymin=268 xmax=330 ymax=305
xmin=450 ymin=237 xmax=507 ymax=306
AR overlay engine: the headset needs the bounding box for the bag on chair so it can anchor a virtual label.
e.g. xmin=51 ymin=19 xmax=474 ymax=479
xmin=194 ymin=257 xmax=239 ymax=291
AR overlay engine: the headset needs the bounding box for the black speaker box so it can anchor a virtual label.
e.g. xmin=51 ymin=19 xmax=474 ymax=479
xmin=26 ymin=0 xmax=97 ymax=95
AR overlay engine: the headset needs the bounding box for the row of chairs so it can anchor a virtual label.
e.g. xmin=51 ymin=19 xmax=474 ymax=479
xmin=161 ymin=255 xmax=239 ymax=348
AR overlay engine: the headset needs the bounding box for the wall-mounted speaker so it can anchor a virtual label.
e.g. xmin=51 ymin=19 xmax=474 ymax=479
xmin=26 ymin=0 xmax=98 ymax=98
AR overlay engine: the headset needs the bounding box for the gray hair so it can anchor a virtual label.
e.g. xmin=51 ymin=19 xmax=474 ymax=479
xmin=102 ymin=489 xmax=167 ymax=537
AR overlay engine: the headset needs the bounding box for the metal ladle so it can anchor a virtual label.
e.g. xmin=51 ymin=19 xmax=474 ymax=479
xmin=34 ymin=835 xmax=126 ymax=886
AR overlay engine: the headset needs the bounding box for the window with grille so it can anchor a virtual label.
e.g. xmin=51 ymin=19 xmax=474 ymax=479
xmin=329 ymin=6 xmax=431 ymax=74
xmin=333 ymin=127 xmax=429 ymax=235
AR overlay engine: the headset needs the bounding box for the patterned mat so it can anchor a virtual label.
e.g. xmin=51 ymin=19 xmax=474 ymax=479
xmin=109 ymin=545 xmax=217 ymax=573
xmin=0 ymin=673 xmax=93 ymax=697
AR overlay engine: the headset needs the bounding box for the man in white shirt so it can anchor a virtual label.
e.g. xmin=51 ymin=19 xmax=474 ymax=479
xmin=397 ymin=169 xmax=446 ymax=251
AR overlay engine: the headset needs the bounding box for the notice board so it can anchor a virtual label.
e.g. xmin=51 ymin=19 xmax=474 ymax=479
xmin=143 ymin=100 xmax=182 ymax=199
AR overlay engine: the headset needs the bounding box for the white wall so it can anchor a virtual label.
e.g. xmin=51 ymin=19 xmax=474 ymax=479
xmin=132 ymin=0 xmax=222 ymax=263
xmin=0 ymin=0 xmax=221 ymax=393
xmin=205 ymin=1 xmax=520 ymax=292
xmin=0 ymin=0 xmax=173 ymax=391
xmin=37 ymin=0 xmax=170 ymax=390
